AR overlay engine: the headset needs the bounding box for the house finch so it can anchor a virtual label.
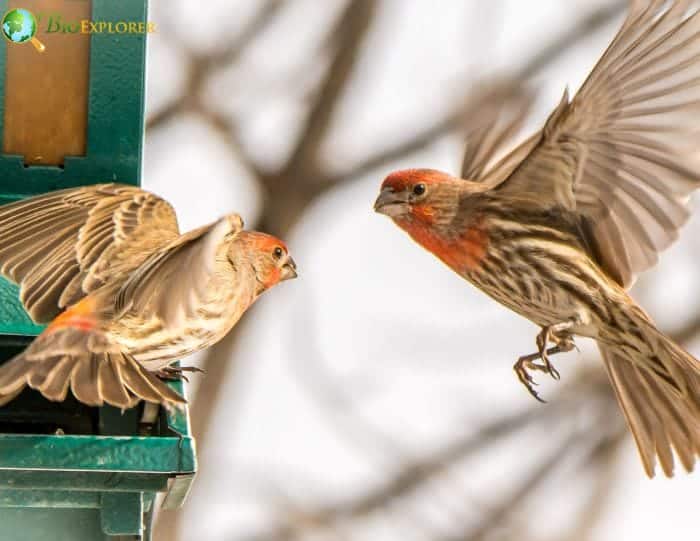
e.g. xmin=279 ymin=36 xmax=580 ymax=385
xmin=374 ymin=1 xmax=700 ymax=477
xmin=0 ymin=184 xmax=297 ymax=409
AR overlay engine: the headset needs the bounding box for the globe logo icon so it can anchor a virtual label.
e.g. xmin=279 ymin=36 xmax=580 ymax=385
xmin=1 ymin=8 xmax=45 ymax=53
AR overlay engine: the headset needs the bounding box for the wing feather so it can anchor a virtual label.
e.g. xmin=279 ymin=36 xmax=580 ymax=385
xmin=0 ymin=184 xmax=180 ymax=322
xmin=490 ymin=1 xmax=700 ymax=287
xmin=114 ymin=215 xmax=244 ymax=331
xmin=460 ymin=86 xmax=536 ymax=183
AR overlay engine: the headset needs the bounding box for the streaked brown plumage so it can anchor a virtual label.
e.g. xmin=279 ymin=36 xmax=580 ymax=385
xmin=374 ymin=1 xmax=700 ymax=477
xmin=0 ymin=184 xmax=297 ymax=409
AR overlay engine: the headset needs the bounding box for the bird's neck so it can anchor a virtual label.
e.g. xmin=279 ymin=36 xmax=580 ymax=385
xmin=394 ymin=215 xmax=489 ymax=274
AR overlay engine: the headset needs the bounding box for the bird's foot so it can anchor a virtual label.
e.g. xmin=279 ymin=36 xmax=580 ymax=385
xmin=177 ymin=366 xmax=206 ymax=374
xmin=157 ymin=367 xmax=188 ymax=382
xmin=514 ymin=321 xmax=578 ymax=402
xmin=535 ymin=331 xmax=561 ymax=381
xmin=535 ymin=322 xmax=578 ymax=381
xmin=156 ymin=365 xmax=205 ymax=383
xmin=513 ymin=346 xmax=564 ymax=403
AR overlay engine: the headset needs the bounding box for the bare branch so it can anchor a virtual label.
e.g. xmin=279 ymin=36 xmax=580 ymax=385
xmin=456 ymin=433 xmax=582 ymax=541
xmin=209 ymin=0 xmax=285 ymax=67
xmin=282 ymin=0 xmax=377 ymax=179
xmin=242 ymin=371 xmax=617 ymax=541
xmin=563 ymin=426 xmax=626 ymax=541
xmin=146 ymin=0 xmax=283 ymax=132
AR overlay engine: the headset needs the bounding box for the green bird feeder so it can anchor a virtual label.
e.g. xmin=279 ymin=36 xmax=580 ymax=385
xmin=0 ymin=1 xmax=196 ymax=539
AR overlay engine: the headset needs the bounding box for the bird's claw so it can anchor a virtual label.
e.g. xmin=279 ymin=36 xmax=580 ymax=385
xmin=514 ymin=355 xmax=547 ymax=403
xmin=177 ymin=366 xmax=206 ymax=374
xmin=513 ymin=322 xmax=579 ymax=401
xmin=535 ymin=333 xmax=556 ymax=381
xmin=157 ymin=369 xmax=189 ymax=383
xmin=156 ymin=365 xmax=204 ymax=383
xmin=513 ymin=350 xmax=556 ymax=402
xmin=543 ymin=356 xmax=561 ymax=381
xmin=536 ymin=325 xmax=576 ymax=381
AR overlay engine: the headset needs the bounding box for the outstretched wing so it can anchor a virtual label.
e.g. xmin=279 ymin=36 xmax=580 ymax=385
xmin=460 ymin=85 xmax=537 ymax=185
xmin=0 ymin=184 xmax=180 ymax=323
xmin=115 ymin=215 xmax=245 ymax=332
xmin=489 ymin=1 xmax=700 ymax=287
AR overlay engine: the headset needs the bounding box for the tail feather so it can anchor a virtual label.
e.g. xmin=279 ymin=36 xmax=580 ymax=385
xmin=600 ymin=331 xmax=700 ymax=477
xmin=115 ymin=352 xmax=185 ymax=406
xmin=26 ymin=354 xmax=73 ymax=401
xmin=97 ymin=357 xmax=132 ymax=407
xmin=0 ymin=328 xmax=186 ymax=409
xmin=71 ymin=353 xmax=103 ymax=405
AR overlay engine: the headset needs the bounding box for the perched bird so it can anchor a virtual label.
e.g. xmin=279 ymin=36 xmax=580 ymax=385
xmin=374 ymin=1 xmax=700 ymax=477
xmin=0 ymin=184 xmax=297 ymax=409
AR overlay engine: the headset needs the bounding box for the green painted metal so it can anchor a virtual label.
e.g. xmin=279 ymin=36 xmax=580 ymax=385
xmin=0 ymin=280 xmax=42 ymax=335
xmin=0 ymin=471 xmax=168 ymax=492
xmin=0 ymin=434 xmax=196 ymax=472
xmin=0 ymin=508 xmax=105 ymax=541
xmin=0 ymin=0 xmax=197 ymax=539
xmin=101 ymin=493 xmax=143 ymax=536
xmin=0 ymin=490 xmax=101 ymax=509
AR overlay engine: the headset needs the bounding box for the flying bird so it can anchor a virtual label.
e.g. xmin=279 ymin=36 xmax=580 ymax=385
xmin=0 ymin=184 xmax=297 ymax=409
xmin=374 ymin=1 xmax=700 ymax=477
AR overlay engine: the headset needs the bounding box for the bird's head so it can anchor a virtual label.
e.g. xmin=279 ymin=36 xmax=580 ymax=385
xmin=232 ymin=232 xmax=297 ymax=293
xmin=374 ymin=169 xmax=463 ymax=228
xmin=374 ymin=169 xmax=490 ymax=272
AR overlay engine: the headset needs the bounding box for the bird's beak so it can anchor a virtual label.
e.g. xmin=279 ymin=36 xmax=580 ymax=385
xmin=374 ymin=187 xmax=409 ymax=217
xmin=281 ymin=256 xmax=298 ymax=281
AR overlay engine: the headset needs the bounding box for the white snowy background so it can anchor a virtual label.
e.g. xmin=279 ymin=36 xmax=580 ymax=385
xmin=143 ymin=1 xmax=700 ymax=540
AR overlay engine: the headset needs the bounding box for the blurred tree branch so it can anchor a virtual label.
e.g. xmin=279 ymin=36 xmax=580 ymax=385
xmin=240 ymin=370 xmax=624 ymax=541
xmin=283 ymin=0 xmax=376 ymax=180
xmin=239 ymin=313 xmax=699 ymax=541
xmin=146 ymin=0 xmax=284 ymax=133
xmin=187 ymin=0 xmax=378 ymax=444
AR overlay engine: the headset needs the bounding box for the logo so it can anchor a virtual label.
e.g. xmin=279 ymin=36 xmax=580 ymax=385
xmin=1 ymin=8 xmax=46 ymax=53
xmin=45 ymin=14 xmax=157 ymax=35
xmin=1 ymin=7 xmax=156 ymax=53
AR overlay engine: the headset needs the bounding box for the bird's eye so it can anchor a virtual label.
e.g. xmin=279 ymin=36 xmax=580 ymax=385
xmin=412 ymin=183 xmax=426 ymax=196
xmin=273 ymin=247 xmax=284 ymax=259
